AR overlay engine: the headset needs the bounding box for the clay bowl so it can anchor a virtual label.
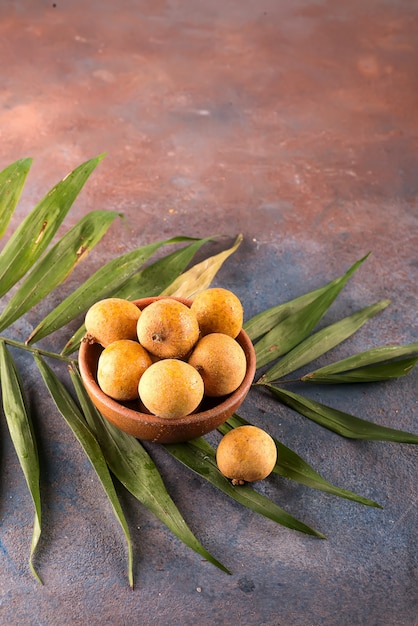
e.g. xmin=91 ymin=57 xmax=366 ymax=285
xmin=78 ymin=296 xmax=256 ymax=444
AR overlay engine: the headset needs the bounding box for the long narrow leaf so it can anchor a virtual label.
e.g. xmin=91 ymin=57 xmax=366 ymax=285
xmin=302 ymin=342 xmax=418 ymax=383
xmin=61 ymin=237 xmax=214 ymax=355
xmin=164 ymin=437 xmax=325 ymax=538
xmin=69 ymin=366 xmax=229 ymax=574
xmin=0 ymin=211 xmax=120 ymax=332
xmin=0 ymin=155 xmax=104 ymax=298
xmin=244 ymin=252 xmax=368 ymax=342
xmin=0 ymin=341 xmax=42 ymax=583
xmin=0 ymin=158 xmax=32 ymax=239
xmin=244 ymin=285 xmax=332 ymax=342
xmin=114 ymin=236 xmax=214 ymax=300
xmin=219 ymin=415 xmax=381 ymax=507
xmin=254 ymin=254 xmax=370 ymax=369
xmin=27 ymin=236 xmax=193 ymax=344
xmin=302 ymin=358 xmax=418 ymax=383
xmin=265 ymin=384 xmax=418 ymax=443
xmin=259 ymin=300 xmax=390 ymax=383
xmin=33 ymin=355 xmax=134 ymax=587
xmin=162 ymin=234 xmax=242 ymax=298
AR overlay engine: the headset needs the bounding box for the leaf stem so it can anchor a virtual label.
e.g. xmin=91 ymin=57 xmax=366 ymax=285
xmin=253 ymin=378 xmax=301 ymax=386
xmin=0 ymin=336 xmax=75 ymax=364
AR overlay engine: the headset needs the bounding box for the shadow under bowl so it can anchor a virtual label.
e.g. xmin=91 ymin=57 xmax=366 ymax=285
xmin=78 ymin=296 xmax=256 ymax=443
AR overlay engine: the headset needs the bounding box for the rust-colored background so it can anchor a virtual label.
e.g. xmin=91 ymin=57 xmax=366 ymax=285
xmin=0 ymin=2 xmax=417 ymax=625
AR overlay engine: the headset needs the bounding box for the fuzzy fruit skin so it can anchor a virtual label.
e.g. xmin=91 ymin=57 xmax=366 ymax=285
xmin=190 ymin=287 xmax=243 ymax=338
xmin=85 ymin=298 xmax=141 ymax=347
xmin=188 ymin=332 xmax=246 ymax=397
xmin=138 ymin=358 xmax=204 ymax=419
xmin=97 ymin=339 xmax=152 ymax=401
xmin=136 ymin=298 xmax=200 ymax=359
xmin=216 ymin=425 xmax=277 ymax=484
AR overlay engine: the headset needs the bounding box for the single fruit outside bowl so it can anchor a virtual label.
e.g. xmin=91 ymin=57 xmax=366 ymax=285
xmin=78 ymin=296 xmax=257 ymax=444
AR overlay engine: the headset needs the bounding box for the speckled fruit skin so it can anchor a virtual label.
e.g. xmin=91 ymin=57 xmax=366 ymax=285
xmin=188 ymin=332 xmax=247 ymax=397
xmin=97 ymin=339 xmax=152 ymax=401
xmin=85 ymin=297 xmax=141 ymax=347
xmin=136 ymin=298 xmax=200 ymax=358
xmin=190 ymin=287 xmax=243 ymax=338
xmin=138 ymin=358 xmax=204 ymax=419
xmin=216 ymin=425 xmax=277 ymax=484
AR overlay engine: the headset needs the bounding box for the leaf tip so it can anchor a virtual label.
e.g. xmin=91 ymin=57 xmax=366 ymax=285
xmin=30 ymin=560 xmax=43 ymax=585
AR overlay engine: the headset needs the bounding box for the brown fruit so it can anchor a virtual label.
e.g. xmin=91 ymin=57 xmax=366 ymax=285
xmin=216 ymin=425 xmax=277 ymax=485
xmin=190 ymin=287 xmax=243 ymax=338
xmin=97 ymin=339 xmax=152 ymax=401
xmin=188 ymin=332 xmax=247 ymax=397
xmin=138 ymin=359 xmax=204 ymax=419
xmin=85 ymin=298 xmax=141 ymax=347
xmin=137 ymin=298 xmax=200 ymax=359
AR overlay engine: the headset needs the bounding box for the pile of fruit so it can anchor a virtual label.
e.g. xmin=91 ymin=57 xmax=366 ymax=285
xmin=84 ymin=287 xmax=246 ymax=419
xmin=84 ymin=287 xmax=277 ymax=485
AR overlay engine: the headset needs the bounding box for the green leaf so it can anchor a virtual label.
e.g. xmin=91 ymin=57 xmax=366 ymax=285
xmin=34 ymin=354 xmax=134 ymax=587
xmin=69 ymin=366 xmax=230 ymax=574
xmin=0 ymin=340 xmax=42 ymax=583
xmin=219 ymin=415 xmax=381 ymax=508
xmin=162 ymin=234 xmax=242 ymax=298
xmin=244 ymin=286 xmax=331 ymax=342
xmin=254 ymin=254 xmax=370 ymax=369
xmin=164 ymin=437 xmax=325 ymax=538
xmin=244 ymin=253 xmax=369 ymax=342
xmin=0 ymin=155 xmax=104 ymax=299
xmin=26 ymin=237 xmax=191 ymax=344
xmin=265 ymin=384 xmax=418 ymax=443
xmin=302 ymin=342 xmax=418 ymax=383
xmin=302 ymin=358 xmax=418 ymax=383
xmin=259 ymin=300 xmax=390 ymax=383
xmin=0 ymin=158 xmax=32 ymax=239
xmin=114 ymin=236 xmax=215 ymax=300
xmin=0 ymin=211 xmax=120 ymax=333
xmin=60 ymin=237 xmax=213 ymax=355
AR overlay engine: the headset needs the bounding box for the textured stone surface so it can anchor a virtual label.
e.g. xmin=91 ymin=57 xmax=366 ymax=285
xmin=0 ymin=1 xmax=417 ymax=625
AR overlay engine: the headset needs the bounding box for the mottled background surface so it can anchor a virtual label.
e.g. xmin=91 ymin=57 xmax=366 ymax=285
xmin=0 ymin=1 xmax=417 ymax=625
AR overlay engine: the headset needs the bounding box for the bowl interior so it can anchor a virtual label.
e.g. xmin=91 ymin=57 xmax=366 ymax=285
xmin=78 ymin=296 xmax=256 ymax=443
